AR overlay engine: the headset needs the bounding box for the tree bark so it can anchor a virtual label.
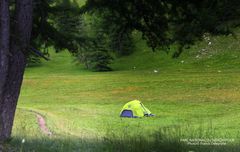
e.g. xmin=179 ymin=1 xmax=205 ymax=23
xmin=0 ymin=0 xmax=10 ymax=99
xmin=0 ymin=0 xmax=10 ymax=142
xmin=0 ymin=0 xmax=33 ymax=141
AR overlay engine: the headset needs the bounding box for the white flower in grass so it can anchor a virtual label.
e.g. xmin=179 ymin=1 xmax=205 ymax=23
xmin=208 ymin=42 xmax=212 ymax=45
xmin=153 ymin=70 xmax=158 ymax=73
xmin=22 ymin=138 xmax=25 ymax=144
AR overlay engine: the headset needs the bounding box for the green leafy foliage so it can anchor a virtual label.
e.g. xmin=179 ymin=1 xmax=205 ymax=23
xmin=110 ymin=31 xmax=134 ymax=56
xmin=29 ymin=0 xmax=240 ymax=70
xmin=83 ymin=0 xmax=240 ymax=57
xmin=31 ymin=0 xmax=84 ymax=53
xmin=30 ymin=1 xmax=113 ymax=71
xmin=76 ymin=41 xmax=113 ymax=71
xmin=75 ymin=11 xmax=135 ymax=71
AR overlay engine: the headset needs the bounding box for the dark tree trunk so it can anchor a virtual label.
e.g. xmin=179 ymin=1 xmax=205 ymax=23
xmin=0 ymin=50 xmax=26 ymax=141
xmin=0 ymin=0 xmax=10 ymax=142
xmin=0 ymin=0 xmax=10 ymax=98
xmin=0 ymin=0 xmax=33 ymax=141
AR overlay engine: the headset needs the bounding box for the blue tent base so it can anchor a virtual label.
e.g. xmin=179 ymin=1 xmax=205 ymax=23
xmin=120 ymin=110 xmax=134 ymax=117
xmin=120 ymin=110 xmax=155 ymax=118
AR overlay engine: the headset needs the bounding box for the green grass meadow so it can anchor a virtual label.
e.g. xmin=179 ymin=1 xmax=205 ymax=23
xmin=7 ymin=31 xmax=240 ymax=151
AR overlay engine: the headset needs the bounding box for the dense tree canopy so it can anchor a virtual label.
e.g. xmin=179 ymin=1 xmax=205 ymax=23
xmin=29 ymin=0 xmax=240 ymax=69
xmin=82 ymin=0 xmax=240 ymax=56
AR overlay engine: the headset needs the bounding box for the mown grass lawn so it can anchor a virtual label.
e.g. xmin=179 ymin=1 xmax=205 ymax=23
xmin=9 ymin=32 xmax=240 ymax=151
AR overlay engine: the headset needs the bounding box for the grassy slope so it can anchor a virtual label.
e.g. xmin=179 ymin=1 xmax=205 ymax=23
xmin=11 ymin=30 xmax=240 ymax=151
xmin=112 ymin=30 xmax=240 ymax=72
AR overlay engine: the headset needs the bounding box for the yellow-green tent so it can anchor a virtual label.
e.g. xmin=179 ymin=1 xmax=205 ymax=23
xmin=120 ymin=100 xmax=154 ymax=118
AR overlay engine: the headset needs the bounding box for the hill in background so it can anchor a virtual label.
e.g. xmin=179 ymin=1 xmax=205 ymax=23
xmin=112 ymin=29 xmax=240 ymax=72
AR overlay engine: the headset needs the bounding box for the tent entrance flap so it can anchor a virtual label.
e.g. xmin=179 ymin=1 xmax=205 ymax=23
xmin=120 ymin=110 xmax=133 ymax=117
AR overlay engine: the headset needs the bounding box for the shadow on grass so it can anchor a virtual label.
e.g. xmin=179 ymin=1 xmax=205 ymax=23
xmin=2 ymin=127 xmax=240 ymax=152
xmin=26 ymin=63 xmax=43 ymax=68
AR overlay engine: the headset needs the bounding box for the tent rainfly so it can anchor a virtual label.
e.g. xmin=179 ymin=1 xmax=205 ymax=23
xmin=120 ymin=100 xmax=154 ymax=118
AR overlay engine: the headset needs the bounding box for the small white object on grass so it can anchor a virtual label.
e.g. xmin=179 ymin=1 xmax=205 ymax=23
xmin=48 ymin=132 xmax=52 ymax=136
xmin=208 ymin=41 xmax=212 ymax=45
xmin=22 ymin=138 xmax=25 ymax=144
xmin=154 ymin=70 xmax=158 ymax=73
xmin=218 ymin=70 xmax=222 ymax=73
xmin=181 ymin=60 xmax=184 ymax=63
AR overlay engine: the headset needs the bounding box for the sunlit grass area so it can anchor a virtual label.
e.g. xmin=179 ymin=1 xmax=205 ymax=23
xmin=10 ymin=31 xmax=240 ymax=151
